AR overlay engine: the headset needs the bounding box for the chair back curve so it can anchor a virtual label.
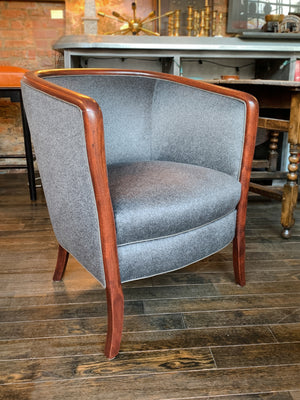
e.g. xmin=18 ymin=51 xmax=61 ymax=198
xmin=43 ymin=71 xmax=248 ymax=179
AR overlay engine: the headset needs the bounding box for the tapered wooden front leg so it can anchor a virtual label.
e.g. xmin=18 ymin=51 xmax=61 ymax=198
xmin=233 ymin=228 xmax=246 ymax=287
xmin=233 ymin=186 xmax=248 ymax=287
xmin=105 ymin=283 xmax=124 ymax=359
xmin=53 ymin=245 xmax=69 ymax=281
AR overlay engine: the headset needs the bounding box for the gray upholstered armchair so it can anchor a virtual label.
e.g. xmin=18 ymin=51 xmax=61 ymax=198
xmin=21 ymin=69 xmax=258 ymax=359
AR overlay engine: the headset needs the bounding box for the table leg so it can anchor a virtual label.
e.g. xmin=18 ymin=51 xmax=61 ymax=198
xmin=20 ymin=95 xmax=36 ymax=201
xmin=268 ymin=131 xmax=279 ymax=172
xmin=281 ymin=144 xmax=299 ymax=238
xmin=281 ymin=90 xmax=300 ymax=239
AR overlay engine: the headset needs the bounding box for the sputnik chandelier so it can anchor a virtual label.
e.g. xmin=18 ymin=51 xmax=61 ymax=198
xmin=98 ymin=2 xmax=173 ymax=36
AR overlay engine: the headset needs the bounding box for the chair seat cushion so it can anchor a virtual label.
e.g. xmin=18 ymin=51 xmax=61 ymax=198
xmin=108 ymin=161 xmax=241 ymax=246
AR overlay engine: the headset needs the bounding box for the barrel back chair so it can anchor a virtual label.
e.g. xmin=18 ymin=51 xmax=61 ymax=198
xmin=21 ymin=69 xmax=258 ymax=359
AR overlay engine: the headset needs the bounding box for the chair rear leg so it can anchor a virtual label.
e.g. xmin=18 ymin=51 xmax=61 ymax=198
xmin=233 ymin=228 xmax=246 ymax=287
xmin=105 ymin=283 xmax=124 ymax=360
xmin=53 ymin=245 xmax=69 ymax=281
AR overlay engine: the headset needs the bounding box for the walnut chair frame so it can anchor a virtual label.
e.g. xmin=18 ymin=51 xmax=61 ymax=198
xmin=22 ymin=69 xmax=258 ymax=359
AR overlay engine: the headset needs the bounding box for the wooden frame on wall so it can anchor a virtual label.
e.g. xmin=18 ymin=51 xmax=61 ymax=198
xmin=227 ymin=0 xmax=300 ymax=33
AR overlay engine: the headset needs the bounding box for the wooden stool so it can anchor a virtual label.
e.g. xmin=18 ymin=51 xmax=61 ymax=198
xmin=0 ymin=66 xmax=36 ymax=200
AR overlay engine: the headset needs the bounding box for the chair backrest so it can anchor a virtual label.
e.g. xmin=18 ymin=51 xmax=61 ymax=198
xmin=44 ymin=73 xmax=246 ymax=179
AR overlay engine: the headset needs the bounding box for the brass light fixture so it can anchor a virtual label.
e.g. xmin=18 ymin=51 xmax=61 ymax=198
xmin=98 ymin=2 xmax=173 ymax=36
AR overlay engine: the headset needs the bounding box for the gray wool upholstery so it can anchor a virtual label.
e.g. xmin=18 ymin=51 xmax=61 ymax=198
xmin=118 ymin=210 xmax=237 ymax=283
xmin=108 ymin=161 xmax=241 ymax=245
xmin=21 ymin=83 xmax=106 ymax=285
xmin=22 ymin=72 xmax=248 ymax=288
xmin=109 ymin=161 xmax=240 ymax=283
xmin=45 ymin=75 xmax=155 ymax=165
xmin=151 ymin=79 xmax=246 ymax=178
xmin=45 ymin=75 xmax=246 ymax=178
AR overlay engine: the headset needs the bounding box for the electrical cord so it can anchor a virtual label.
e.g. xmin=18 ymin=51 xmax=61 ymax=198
xmin=184 ymin=59 xmax=256 ymax=70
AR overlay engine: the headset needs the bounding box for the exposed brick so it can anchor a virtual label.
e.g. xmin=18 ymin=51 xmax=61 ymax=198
xmin=31 ymin=19 xmax=51 ymax=29
xmin=11 ymin=20 xmax=32 ymax=30
xmin=26 ymin=49 xmax=37 ymax=59
xmin=7 ymin=1 xmax=36 ymax=8
xmin=29 ymin=7 xmax=49 ymax=17
xmin=35 ymin=39 xmax=53 ymax=50
xmin=4 ymin=40 xmax=35 ymax=48
xmin=0 ymin=30 xmax=24 ymax=39
xmin=1 ymin=9 xmax=28 ymax=19
xmin=0 ymin=49 xmax=27 ymax=59
xmin=32 ymin=29 xmax=62 ymax=39
xmin=50 ymin=19 xmax=65 ymax=29
xmin=0 ymin=19 xmax=11 ymax=29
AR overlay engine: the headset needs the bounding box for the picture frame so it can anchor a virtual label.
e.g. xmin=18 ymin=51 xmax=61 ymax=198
xmin=227 ymin=0 xmax=300 ymax=33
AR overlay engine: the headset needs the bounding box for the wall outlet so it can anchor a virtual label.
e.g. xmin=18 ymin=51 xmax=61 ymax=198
xmin=51 ymin=10 xmax=64 ymax=19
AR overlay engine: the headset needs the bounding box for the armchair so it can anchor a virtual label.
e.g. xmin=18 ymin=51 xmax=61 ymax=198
xmin=21 ymin=69 xmax=258 ymax=359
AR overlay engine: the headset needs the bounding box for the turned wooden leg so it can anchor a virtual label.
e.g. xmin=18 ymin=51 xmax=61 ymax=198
xmin=268 ymin=130 xmax=279 ymax=172
xmin=105 ymin=283 xmax=124 ymax=360
xmin=281 ymin=144 xmax=299 ymax=239
xmin=53 ymin=245 xmax=69 ymax=281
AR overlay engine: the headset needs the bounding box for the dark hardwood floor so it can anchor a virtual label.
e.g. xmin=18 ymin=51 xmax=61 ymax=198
xmin=0 ymin=173 xmax=300 ymax=400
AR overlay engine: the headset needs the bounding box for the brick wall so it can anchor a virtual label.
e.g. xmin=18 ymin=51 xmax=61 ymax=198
xmin=64 ymin=0 xmax=154 ymax=35
xmin=0 ymin=1 xmax=65 ymax=170
xmin=0 ymin=1 xmax=65 ymax=69
xmin=0 ymin=0 xmax=155 ymax=68
xmin=0 ymin=0 xmax=156 ymax=171
xmin=0 ymin=0 xmax=229 ymax=172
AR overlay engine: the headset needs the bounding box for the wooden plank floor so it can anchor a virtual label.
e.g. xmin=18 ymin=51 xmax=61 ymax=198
xmin=0 ymin=173 xmax=300 ymax=400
